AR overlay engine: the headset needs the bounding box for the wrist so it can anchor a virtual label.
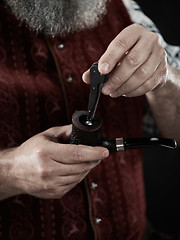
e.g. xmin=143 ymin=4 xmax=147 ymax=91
xmin=146 ymin=64 xmax=179 ymax=99
xmin=0 ymin=148 xmax=23 ymax=200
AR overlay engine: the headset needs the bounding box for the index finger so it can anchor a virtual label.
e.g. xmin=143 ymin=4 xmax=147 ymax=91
xmin=98 ymin=24 xmax=142 ymax=74
xmin=51 ymin=143 xmax=109 ymax=164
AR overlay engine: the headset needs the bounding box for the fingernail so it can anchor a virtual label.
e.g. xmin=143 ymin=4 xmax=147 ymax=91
xmin=99 ymin=62 xmax=110 ymax=73
xmin=109 ymin=92 xmax=116 ymax=98
xmin=109 ymin=91 xmax=118 ymax=98
xmin=82 ymin=72 xmax=89 ymax=84
xmin=103 ymin=149 xmax=109 ymax=158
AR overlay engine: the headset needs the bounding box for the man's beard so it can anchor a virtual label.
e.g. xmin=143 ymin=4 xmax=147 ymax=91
xmin=4 ymin=0 xmax=108 ymax=36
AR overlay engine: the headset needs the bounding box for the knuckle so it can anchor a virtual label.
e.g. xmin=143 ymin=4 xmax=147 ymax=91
xmin=133 ymin=23 xmax=144 ymax=30
xmin=137 ymin=66 xmax=148 ymax=78
xmin=35 ymin=147 xmax=47 ymax=159
xmin=42 ymin=181 xmax=53 ymax=192
xmin=46 ymin=184 xmax=66 ymax=199
xmin=159 ymin=48 xmax=166 ymax=59
xmin=114 ymin=37 xmax=128 ymax=50
xmin=35 ymin=159 xmax=49 ymax=178
xmin=143 ymin=80 xmax=152 ymax=92
xmin=126 ymin=50 xmax=140 ymax=67
xmin=37 ymin=165 xmax=49 ymax=178
xmin=72 ymin=146 xmax=83 ymax=162
xmin=110 ymin=74 xmax=121 ymax=85
xmin=151 ymin=32 xmax=161 ymax=44
xmin=131 ymin=23 xmax=145 ymax=35
xmin=158 ymin=73 xmax=167 ymax=87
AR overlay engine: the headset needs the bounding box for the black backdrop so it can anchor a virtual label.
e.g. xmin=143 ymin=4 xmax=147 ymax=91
xmin=136 ymin=0 xmax=180 ymax=236
xmin=136 ymin=0 xmax=180 ymax=45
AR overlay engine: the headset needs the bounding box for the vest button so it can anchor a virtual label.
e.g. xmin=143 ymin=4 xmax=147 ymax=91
xmin=91 ymin=182 xmax=98 ymax=190
xmin=57 ymin=43 xmax=64 ymax=50
xmin=66 ymin=75 xmax=73 ymax=83
xmin=95 ymin=218 xmax=102 ymax=225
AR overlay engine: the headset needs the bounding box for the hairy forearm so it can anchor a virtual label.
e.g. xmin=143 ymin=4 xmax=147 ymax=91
xmin=0 ymin=148 xmax=21 ymax=200
xmin=146 ymin=64 xmax=180 ymax=145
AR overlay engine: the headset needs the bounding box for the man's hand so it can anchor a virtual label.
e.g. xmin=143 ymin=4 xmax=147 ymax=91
xmin=0 ymin=125 xmax=109 ymax=200
xmin=83 ymin=24 xmax=168 ymax=97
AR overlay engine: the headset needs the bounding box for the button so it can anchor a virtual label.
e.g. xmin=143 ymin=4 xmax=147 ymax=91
xmin=95 ymin=218 xmax=102 ymax=225
xmin=66 ymin=75 xmax=73 ymax=83
xmin=91 ymin=182 xmax=98 ymax=190
xmin=57 ymin=43 xmax=64 ymax=50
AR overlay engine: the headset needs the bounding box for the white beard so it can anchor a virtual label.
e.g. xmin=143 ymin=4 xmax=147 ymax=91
xmin=4 ymin=0 xmax=108 ymax=36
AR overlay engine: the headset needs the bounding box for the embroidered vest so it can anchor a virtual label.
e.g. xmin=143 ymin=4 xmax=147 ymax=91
xmin=0 ymin=0 xmax=145 ymax=239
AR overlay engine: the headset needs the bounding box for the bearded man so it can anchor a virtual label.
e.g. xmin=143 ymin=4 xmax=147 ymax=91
xmin=0 ymin=0 xmax=180 ymax=239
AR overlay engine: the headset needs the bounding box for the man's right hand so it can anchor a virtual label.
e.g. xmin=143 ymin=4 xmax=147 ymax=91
xmin=0 ymin=125 xmax=109 ymax=200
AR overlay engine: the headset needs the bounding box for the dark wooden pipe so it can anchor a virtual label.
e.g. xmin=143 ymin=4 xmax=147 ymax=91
xmin=70 ymin=111 xmax=177 ymax=153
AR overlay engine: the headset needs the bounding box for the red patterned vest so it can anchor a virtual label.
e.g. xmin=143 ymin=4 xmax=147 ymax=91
xmin=0 ymin=0 xmax=146 ymax=239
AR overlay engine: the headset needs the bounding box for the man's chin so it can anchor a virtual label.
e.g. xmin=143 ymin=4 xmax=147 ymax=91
xmin=4 ymin=0 xmax=108 ymax=36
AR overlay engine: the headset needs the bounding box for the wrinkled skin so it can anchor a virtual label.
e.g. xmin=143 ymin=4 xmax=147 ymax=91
xmin=0 ymin=126 xmax=109 ymax=200
xmin=83 ymin=24 xmax=168 ymax=97
xmin=83 ymin=23 xmax=180 ymax=145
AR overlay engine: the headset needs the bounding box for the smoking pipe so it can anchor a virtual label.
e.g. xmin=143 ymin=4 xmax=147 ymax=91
xmin=70 ymin=111 xmax=177 ymax=153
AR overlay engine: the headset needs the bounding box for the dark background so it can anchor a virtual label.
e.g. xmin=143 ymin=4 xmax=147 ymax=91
xmin=136 ymin=0 xmax=180 ymax=236
xmin=136 ymin=0 xmax=180 ymax=45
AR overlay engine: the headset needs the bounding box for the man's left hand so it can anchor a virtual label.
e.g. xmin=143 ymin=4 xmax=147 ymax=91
xmin=83 ymin=24 xmax=168 ymax=97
